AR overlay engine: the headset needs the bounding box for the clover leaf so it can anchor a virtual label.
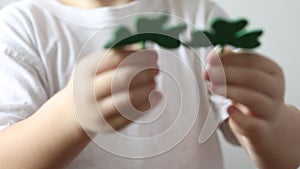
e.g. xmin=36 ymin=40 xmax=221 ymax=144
xmin=232 ymin=30 xmax=263 ymax=48
xmin=202 ymin=18 xmax=263 ymax=52
xmin=104 ymin=26 xmax=135 ymax=48
xmin=104 ymin=14 xmax=187 ymax=49
xmin=212 ymin=18 xmax=248 ymax=34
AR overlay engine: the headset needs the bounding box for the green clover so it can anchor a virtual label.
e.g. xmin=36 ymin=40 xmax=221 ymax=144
xmin=104 ymin=15 xmax=263 ymax=52
xmin=104 ymin=14 xmax=187 ymax=49
xmin=104 ymin=26 xmax=134 ymax=48
xmin=203 ymin=18 xmax=263 ymax=52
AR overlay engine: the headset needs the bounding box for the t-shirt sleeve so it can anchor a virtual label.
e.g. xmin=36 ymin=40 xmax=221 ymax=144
xmin=0 ymin=4 xmax=48 ymax=131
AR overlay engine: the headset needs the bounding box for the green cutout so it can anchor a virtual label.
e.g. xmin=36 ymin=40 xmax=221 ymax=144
xmin=104 ymin=26 xmax=134 ymax=48
xmin=232 ymin=30 xmax=264 ymax=48
xmin=104 ymin=14 xmax=187 ymax=49
xmin=104 ymin=15 xmax=263 ymax=52
xmin=203 ymin=18 xmax=263 ymax=52
xmin=213 ymin=19 xmax=248 ymax=34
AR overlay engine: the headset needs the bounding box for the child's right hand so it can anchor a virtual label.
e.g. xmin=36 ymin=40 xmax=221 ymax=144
xmin=0 ymin=49 xmax=161 ymax=169
xmin=63 ymin=49 xmax=161 ymax=133
xmin=205 ymin=49 xmax=300 ymax=169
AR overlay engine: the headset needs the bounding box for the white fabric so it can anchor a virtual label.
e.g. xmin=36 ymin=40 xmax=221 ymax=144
xmin=0 ymin=0 xmax=230 ymax=168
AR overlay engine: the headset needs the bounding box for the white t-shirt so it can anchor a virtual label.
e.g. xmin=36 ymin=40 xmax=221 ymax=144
xmin=0 ymin=0 xmax=231 ymax=168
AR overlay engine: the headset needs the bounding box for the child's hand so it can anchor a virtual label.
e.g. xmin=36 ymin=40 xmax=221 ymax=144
xmin=64 ymin=49 xmax=161 ymax=133
xmin=204 ymin=49 xmax=300 ymax=169
xmin=0 ymin=49 xmax=161 ymax=169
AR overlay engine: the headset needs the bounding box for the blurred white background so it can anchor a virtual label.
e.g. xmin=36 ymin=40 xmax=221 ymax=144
xmin=0 ymin=0 xmax=299 ymax=169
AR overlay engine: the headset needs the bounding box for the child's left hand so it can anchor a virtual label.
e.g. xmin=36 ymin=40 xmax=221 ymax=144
xmin=204 ymin=49 xmax=300 ymax=169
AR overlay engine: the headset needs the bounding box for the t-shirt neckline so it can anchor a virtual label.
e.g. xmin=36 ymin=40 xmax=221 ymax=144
xmin=35 ymin=0 xmax=162 ymax=29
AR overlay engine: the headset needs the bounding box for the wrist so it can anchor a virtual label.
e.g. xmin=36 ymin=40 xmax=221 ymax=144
xmin=272 ymin=103 xmax=300 ymax=168
xmin=48 ymin=89 xmax=90 ymax=140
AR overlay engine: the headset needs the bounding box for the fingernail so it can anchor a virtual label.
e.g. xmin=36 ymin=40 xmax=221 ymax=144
xmin=153 ymin=68 xmax=160 ymax=75
xmin=151 ymin=78 xmax=156 ymax=84
xmin=203 ymin=70 xmax=210 ymax=81
xmin=227 ymin=105 xmax=240 ymax=115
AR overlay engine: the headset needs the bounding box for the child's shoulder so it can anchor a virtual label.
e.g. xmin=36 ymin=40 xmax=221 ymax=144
xmin=1 ymin=0 xmax=41 ymax=16
xmin=0 ymin=0 xmax=47 ymax=27
xmin=0 ymin=0 xmax=49 ymax=59
xmin=0 ymin=0 xmax=57 ymax=38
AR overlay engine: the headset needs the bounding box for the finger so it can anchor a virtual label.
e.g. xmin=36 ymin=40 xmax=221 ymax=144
xmin=98 ymin=82 xmax=157 ymax=120
xmin=207 ymin=66 xmax=281 ymax=98
xmin=93 ymin=110 xmax=133 ymax=132
xmin=227 ymin=105 xmax=266 ymax=137
xmin=94 ymin=67 xmax=159 ymax=99
xmin=79 ymin=49 xmax=158 ymax=77
xmin=212 ymin=85 xmax=276 ymax=119
xmin=102 ymin=91 xmax=162 ymax=132
xmin=208 ymin=52 xmax=282 ymax=76
xmin=130 ymin=68 xmax=159 ymax=87
xmin=78 ymin=50 xmax=135 ymax=76
xmin=96 ymin=49 xmax=158 ymax=74
xmin=106 ymin=113 xmax=132 ymax=131
xmin=206 ymin=47 xmax=234 ymax=65
xmin=203 ymin=47 xmax=234 ymax=81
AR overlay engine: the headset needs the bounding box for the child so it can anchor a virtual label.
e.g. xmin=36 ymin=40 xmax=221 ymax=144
xmin=0 ymin=0 xmax=298 ymax=169
xmin=0 ymin=0 xmax=236 ymax=168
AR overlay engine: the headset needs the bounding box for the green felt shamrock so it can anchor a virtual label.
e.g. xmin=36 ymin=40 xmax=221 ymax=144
xmin=203 ymin=18 xmax=263 ymax=52
xmin=104 ymin=26 xmax=134 ymax=48
xmin=104 ymin=15 xmax=263 ymax=52
xmin=104 ymin=14 xmax=187 ymax=49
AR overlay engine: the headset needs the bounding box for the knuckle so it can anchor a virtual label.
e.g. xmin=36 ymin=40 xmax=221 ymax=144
xmin=248 ymin=96 xmax=262 ymax=108
xmin=243 ymin=123 xmax=260 ymax=136
xmin=243 ymin=72 xmax=257 ymax=83
xmin=212 ymin=67 xmax=226 ymax=84
xmin=112 ymin=53 xmax=124 ymax=66
xmin=120 ymin=68 xmax=136 ymax=85
xmin=239 ymin=94 xmax=261 ymax=110
xmin=137 ymin=102 xmax=151 ymax=112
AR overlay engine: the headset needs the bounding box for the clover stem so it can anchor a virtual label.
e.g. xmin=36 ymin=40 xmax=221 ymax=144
xmin=220 ymin=45 xmax=225 ymax=54
xmin=141 ymin=41 xmax=146 ymax=49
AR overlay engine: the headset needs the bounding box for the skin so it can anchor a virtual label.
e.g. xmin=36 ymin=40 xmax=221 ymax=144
xmin=0 ymin=48 xmax=160 ymax=169
xmin=205 ymin=49 xmax=300 ymax=169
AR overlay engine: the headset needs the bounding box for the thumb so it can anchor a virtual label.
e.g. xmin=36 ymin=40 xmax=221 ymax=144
xmin=227 ymin=104 xmax=264 ymax=137
xmin=207 ymin=46 xmax=234 ymax=66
